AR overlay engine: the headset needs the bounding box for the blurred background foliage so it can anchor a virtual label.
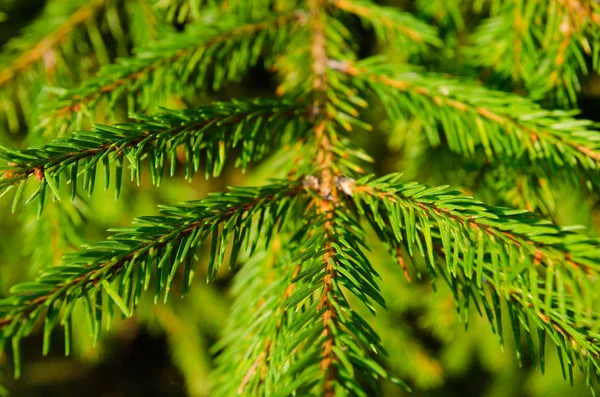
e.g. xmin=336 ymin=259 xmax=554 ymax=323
xmin=0 ymin=0 xmax=599 ymax=396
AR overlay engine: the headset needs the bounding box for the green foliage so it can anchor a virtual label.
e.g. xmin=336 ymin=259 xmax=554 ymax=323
xmin=343 ymin=58 xmax=600 ymax=197
xmin=0 ymin=98 xmax=306 ymax=211
xmin=331 ymin=0 xmax=442 ymax=55
xmin=468 ymin=0 xmax=600 ymax=106
xmin=39 ymin=10 xmax=303 ymax=135
xmin=0 ymin=0 xmax=152 ymax=134
xmin=1 ymin=0 xmax=600 ymax=396
xmin=0 ymin=181 xmax=301 ymax=378
xmin=352 ymin=174 xmax=600 ymax=385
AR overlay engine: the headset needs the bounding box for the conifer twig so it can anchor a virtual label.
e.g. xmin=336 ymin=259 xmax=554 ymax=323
xmin=0 ymin=99 xmax=308 ymax=207
xmin=40 ymin=9 xmax=307 ymax=131
xmin=331 ymin=59 xmax=600 ymax=192
xmin=0 ymin=181 xmax=302 ymax=377
xmin=331 ymin=0 xmax=440 ymax=45
xmin=0 ymin=0 xmax=107 ymax=88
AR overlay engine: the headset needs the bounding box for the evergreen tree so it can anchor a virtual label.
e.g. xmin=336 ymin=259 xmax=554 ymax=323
xmin=1 ymin=0 xmax=600 ymax=395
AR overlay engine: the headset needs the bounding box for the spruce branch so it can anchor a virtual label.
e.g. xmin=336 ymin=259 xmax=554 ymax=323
xmin=0 ymin=181 xmax=303 ymax=378
xmin=333 ymin=58 xmax=600 ymax=191
xmin=353 ymin=174 xmax=600 ymax=288
xmin=0 ymin=0 xmax=129 ymax=133
xmin=2 ymin=0 xmax=600 ymax=394
xmin=154 ymin=0 xmax=218 ymax=22
xmin=351 ymin=173 xmax=600 ymax=387
xmin=330 ymin=0 xmax=442 ymax=52
xmin=271 ymin=202 xmax=394 ymax=397
xmin=415 ymin=0 xmax=467 ymax=29
xmin=468 ymin=1 xmax=544 ymax=91
xmin=530 ymin=0 xmax=600 ymax=105
xmin=40 ymin=10 xmax=306 ymax=133
xmin=250 ymin=4 xmax=394 ymax=395
xmin=128 ymin=0 xmax=164 ymax=47
xmin=469 ymin=0 xmax=600 ymax=105
xmin=0 ymin=98 xmax=307 ymax=212
xmin=211 ymin=236 xmax=301 ymax=396
xmin=0 ymin=0 xmax=108 ymax=89
xmin=429 ymin=241 xmax=600 ymax=386
xmin=154 ymin=0 xmax=287 ymax=23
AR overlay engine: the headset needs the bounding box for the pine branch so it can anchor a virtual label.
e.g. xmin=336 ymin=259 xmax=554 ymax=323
xmin=238 ymin=5 xmax=394 ymax=395
xmin=3 ymin=0 xmax=600 ymax=394
xmin=415 ymin=0 xmax=466 ymax=29
xmin=0 ymin=181 xmax=302 ymax=378
xmin=468 ymin=1 xmax=543 ymax=92
xmin=333 ymin=58 xmax=600 ymax=191
xmin=430 ymin=241 xmax=600 ymax=387
xmin=298 ymin=0 xmax=373 ymax=198
xmin=529 ymin=0 xmax=600 ymax=105
xmin=39 ymin=9 xmax=306 ymax=133
xmin=127 ymin=0 xmax=164 ymax=47
xmin=474 ymin=163 xmax=569 ymax=215
xmin=0 ymin=98 xmax=308 ymax=212
xmin=330 ymin=0 xmax=442 ymax=52
xmin=154 ymin=0 xmax=285 ymax=23
xmin=154 ymin=0 xmax=219 ymax=22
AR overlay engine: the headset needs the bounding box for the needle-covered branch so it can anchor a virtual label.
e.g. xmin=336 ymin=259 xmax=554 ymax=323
xmin=330 ymin=0 xmax=442 ymax=53
xmin=155 ymin=0 xmax=286 ymax=22
xmin=0 ymin=98 xmax=308 ymax=212
xmin=469 ymin=0 xmax=600 ymax=106
xmin=352 ymin=173 xmax=600 ymax=388
xmin=211 ymin=236 xmax=300 ymax=396
xmin=353 ymin=173 xmax=600 ymax=294
xmin=154 ymin=0 xmax=220 ymax=22
xmin=270 ymin=200 xmax=395 ymax=397
xmin=0 ymin=0 xmax=107 ymax=88
xmin=2 ymin=0 xmax=600 ymax=394
xmin=415 ymin=0 xmax=467 ymax=28
xmin=334 ymin=58 xmax=600 ymax=191
xmin=0 ymin=0 xmax=129 ymax=132
xmin=0 ymin=181 xmax=302 ymax=378
xmin=429 ymin=241 xmax=600 ymax=388
xmin=39 ymin=10 xmax=306 ymax=133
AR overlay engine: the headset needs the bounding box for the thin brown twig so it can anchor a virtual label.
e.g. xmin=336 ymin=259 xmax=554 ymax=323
xmin=307 ymin=1 xmax=340 ymax=394
xmin=316 ymin=199 xmax=337 ymax=397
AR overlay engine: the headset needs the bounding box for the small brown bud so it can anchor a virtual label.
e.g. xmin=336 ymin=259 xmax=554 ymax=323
xmin=34 ymin=167 xmax=44 ymax=181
